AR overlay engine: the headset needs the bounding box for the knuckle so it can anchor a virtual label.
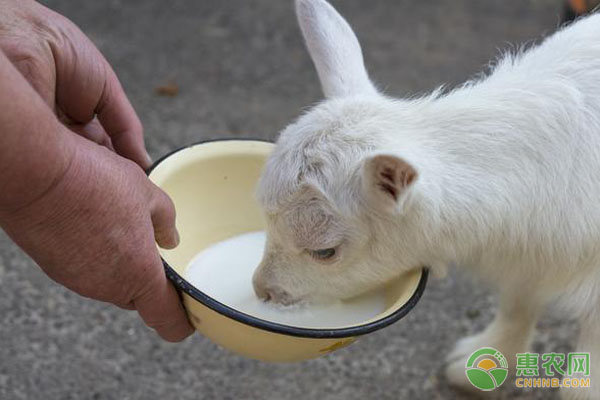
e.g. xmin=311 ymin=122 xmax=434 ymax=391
xmin=124 ymin=159 xmax=149 ymax=182
xmin=154 ymin=188 xmax=176 ymax=216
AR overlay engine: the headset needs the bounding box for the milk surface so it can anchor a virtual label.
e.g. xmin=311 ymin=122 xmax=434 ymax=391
xmin=185 ymin=231 xmax=386 ymax=328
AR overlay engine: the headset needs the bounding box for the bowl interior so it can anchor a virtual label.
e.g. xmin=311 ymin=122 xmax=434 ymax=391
xmin=149 ymin=140 xmax=423 ymax=329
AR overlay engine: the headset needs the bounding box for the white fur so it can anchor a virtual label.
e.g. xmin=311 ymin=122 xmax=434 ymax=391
xmin=254 ymin=1 xmax=600 ymax=397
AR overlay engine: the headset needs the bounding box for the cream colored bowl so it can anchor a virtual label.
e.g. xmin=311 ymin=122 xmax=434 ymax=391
xmin=148 ymin=140 xmax=428 ymax=362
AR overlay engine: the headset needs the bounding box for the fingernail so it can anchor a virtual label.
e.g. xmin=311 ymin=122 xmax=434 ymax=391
xmin=145 ymin=152 xmax=153 ymax=167
xmin=174 ymin=229 xmax=180 ymax=247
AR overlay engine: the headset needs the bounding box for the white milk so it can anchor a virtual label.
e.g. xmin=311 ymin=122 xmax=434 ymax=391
xmin=185 ymin=231 xmax=387 ymax=329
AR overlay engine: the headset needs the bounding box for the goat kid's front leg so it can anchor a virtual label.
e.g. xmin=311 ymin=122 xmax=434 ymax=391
xmin=445 ymin=288 xmax=542 ymax=391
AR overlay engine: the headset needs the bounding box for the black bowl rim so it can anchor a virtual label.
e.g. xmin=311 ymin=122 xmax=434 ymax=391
xmin=147 ymin=139 xmax=429 ymax=339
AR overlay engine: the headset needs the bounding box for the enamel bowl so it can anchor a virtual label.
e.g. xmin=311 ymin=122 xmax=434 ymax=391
xmin=148 ymin=139 xmax=428 ymax=362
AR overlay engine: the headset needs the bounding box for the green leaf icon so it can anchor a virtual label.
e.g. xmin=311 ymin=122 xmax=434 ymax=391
xmin=490 ymin=368 xmax=508 ymax=386
xmin=466 ymin=368 xmax=496 ymax=391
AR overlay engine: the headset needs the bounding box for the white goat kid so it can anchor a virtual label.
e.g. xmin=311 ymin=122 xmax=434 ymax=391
xmin=253 ymin=0 xmax=600 ymax=397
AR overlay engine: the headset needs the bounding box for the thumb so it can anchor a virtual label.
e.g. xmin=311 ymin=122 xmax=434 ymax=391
xmin=133 ymin=256 xmax=195 ymax=342
xmin=150 ymin=185 xmax=180 ymax=249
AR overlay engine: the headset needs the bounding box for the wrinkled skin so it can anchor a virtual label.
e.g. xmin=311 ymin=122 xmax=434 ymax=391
xmin=0 ymin=0 xmax=147 ymax=165
xmin=0 ymin=0 xmax=193 ymax=341
xmin=1 ymin=133 xmax=193 ymax=341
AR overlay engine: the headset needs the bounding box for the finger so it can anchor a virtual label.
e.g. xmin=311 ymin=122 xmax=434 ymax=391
xmin=67 ymin=118 xmax=115 ymax=151
xmin=150 ymin=185 xmax=180 ymax=250
xmin=0 ymin=39 xmax=57 ymax=108
xmin=48 ymin=18 xmax=151 ymax=168
xmin=133 ymin=260 xmax=194 ymax=342
xmin=95 ymin=65 xmax=151 ymax=169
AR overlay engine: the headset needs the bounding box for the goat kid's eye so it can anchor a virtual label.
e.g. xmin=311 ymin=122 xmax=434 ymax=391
xmin=309 ymin=248 xmax=337 ymax=260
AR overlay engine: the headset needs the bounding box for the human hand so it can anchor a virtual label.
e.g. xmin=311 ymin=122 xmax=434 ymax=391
xmin=0 ymin=130 xmax=194 ymax=342
xmin=0 ymin=0 xmax=150 ymax=168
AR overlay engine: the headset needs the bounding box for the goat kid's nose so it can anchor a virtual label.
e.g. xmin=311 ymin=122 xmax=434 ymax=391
xmin=253 ymin=280 xmax=269 ymax=300
xmin=253 ymin=282 xmax=294 ymax=305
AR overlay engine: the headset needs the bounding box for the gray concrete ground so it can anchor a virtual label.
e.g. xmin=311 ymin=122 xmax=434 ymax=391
xmin=0 ymin=1 xmax=579 ymax=399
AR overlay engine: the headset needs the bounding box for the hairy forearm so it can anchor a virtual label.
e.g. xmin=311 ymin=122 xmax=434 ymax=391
xmin=0 ymin=50 xmax=74 ymax=215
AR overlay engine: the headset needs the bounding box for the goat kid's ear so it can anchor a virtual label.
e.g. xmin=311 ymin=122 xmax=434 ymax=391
xmin=362 ymin=154 xmax=418 ymax=211
xmin=296 ymin=0 xmax=377 ymax=99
